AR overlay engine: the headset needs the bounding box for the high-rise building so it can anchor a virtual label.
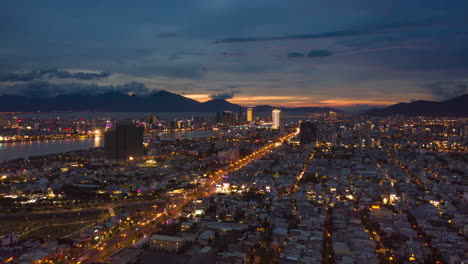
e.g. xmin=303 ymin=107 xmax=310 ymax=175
xmin=74 ymin=119 xmax=86 ymax=133
xmin=0 ymin=114 xmax=8 ymax=128
xmin=236 ymin=109 xmax=245 ymax=122
xmin=104 ymin=123 xmax=144 ymax=160
xmin=463 ymin=124 xmax=468 ymax=143
xmin=279 ymin=120 xmax=286 ymax=134
xmin=91 ymin=120 xmax=97 ymax=131
xmin=10 ymin=117 xmax=19 ymax=129
xmin=217 ymin=111 xmax=234 ymax=123
xmin=299 ymin=121 xmax=317 ymax=145
xmin=247 ymin=108 xmax=253 ymax=122
xmin=147 ymin=114 xmax=158 ymax=126
xmin=272 ymin=109 xmax=281 ymax=129
xmin=218 ymin=148 xmax=240 ymax=164
xmin=105 ymin=120 xmax=113 ymax=131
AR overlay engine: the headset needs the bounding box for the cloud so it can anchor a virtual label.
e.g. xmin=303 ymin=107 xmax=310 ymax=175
xmin=0 ymin=81 xmax=152 ymax=97
xmin=208 ymin=86 xmax=241 ymax=92
xmin=54 ymin=70 xmax=111 ymax=80
xmin=421 ymin=81 xmax=468 ymax=100
xmin=307 ymin=49 xmax=333 ymax=57
xmin=0 ymin=68 xmax=111 ymax=82
xmin=215 ymin=29 xmax=374 ymax=44
xmin=288 ymin=52 xmax=305 ymax=59
xmin=213 ymin=18 xmax=453 ymax=44
xmin=1 ymin=1 xmax=468 ymax=106
xmin=287 ymin=50 xmax=333 ymax=59
xmin=209 ymin=90 xmax=240 ymax=100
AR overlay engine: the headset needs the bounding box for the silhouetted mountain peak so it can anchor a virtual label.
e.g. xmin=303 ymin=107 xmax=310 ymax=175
xmin=152 ymin=90 xmax=173 ymax=96
xmin=201 ymin=99 xmax=242 ymax=112
xmin=365 ymin=94 xmax=468 ymax=116
xmin=0 ymin=89 xmax=342 ymax=113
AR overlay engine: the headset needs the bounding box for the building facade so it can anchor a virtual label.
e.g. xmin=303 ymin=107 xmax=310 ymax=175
xmin=272 ymin=109 xmax=281 ymax=129
xmin=247 ymin=108 xmax=253 ymax=122
xmin=104 ymin=123 xmax=144 ymax=160
xmin=299 ymin=121 xmax=317 ymax=145
xmin=149 ymin=235 xmax=184 ymax=252
xmin=218 ymin=148 xmax=240 ymax=164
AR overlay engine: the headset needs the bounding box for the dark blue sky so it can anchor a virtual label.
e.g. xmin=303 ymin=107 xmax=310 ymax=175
xmin=1 ymin=0 xmax=468 ymax=109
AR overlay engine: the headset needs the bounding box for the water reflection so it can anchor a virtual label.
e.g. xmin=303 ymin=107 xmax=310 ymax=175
xmin=0 ymin=130 xmax=216 ymax=162
xmin=0 ymin=138 xmax=104 ymax=162
xmin=94 ymin=136 xmax=101 ymax=148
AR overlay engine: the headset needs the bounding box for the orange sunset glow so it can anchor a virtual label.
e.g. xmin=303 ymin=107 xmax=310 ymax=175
xmin=184 ymin=94 xmax=398 ymax=108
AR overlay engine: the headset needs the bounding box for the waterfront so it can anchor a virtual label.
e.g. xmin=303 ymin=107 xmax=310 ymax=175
xmin=0 ymin=137 xmax=103 ymax=162
xmin=14 ymin=112 xmax=215 ymax=120
xmin=0 ymin=130 xmax=218 ymax=162
xmin=11 ymin=111 xmax=323 ymax=122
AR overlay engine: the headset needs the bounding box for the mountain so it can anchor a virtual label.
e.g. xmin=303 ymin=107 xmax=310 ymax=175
xmin=201 ymin=99 xmax=243 ymax=112
xmin=253 ymin=105 xmax=340 ymax=113
xmin=0 ymin=90 xmax=341 ymax=113
xmin=0 ymin=91 xmax=204 ymax=112
xmin=365 ymin=94 xmax=468 ymax=116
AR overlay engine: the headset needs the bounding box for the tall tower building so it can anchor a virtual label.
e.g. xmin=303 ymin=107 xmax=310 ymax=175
xmin=272 ymin=109 xmax=281 ymax=129
xmin=0 ymin=114 xmax=8 ymax=128
xmin=147 ymin=114 xmax=158 ymax=126
xmin=10 ymin=117 xmax=19 ymax=129
xmin=279 ymin=120 xmax=286 ymax=134
xmin=105 ymin=120 xmax=113 ymax=131
xmin=463 ymin=124 xmax=468 ymax=143
xmin=247 ymin=108 xmax=253 ymax=122
xmin=104 ymin=123 xmax=144 ymax=160
xmin=236 ymin=108 xmax=246 ymax=122
xmin=299 ymin=121 xmax=317 ymax=145
xmin=217 ymin=111 xmax=234 ymax=123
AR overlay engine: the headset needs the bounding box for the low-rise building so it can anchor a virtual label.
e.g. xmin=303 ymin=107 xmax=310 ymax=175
xmin=149 ymin=235 xmax=184 ymax=252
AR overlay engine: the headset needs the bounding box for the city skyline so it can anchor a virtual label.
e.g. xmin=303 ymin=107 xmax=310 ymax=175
xmin=1 ymin=1 xmax=468 ymax=110
xmin=1 ymin=111 xmax=466 ymax=263
xmin=0 ymin=2 xmax=467 ymax=263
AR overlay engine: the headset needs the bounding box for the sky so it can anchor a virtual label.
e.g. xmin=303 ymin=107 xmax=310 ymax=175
xmin=1 ymin=0 xmax=468 ymax=110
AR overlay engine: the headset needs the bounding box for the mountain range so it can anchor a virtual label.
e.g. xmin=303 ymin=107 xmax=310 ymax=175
xmin=365 ymin=94 xmax=468 ymax=117
xmin=1 ymin=90 xmax=466 ymax=116
xmin=0 ymin=90 xmax=338 ymax=113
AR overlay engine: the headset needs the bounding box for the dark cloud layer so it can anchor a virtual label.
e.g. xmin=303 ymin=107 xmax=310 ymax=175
xmin=0 ymin=81 xmax=151 ymax=97
xmin=208 ymin=86 xmax=241 ymax=92
xmin=288 ymin=52 xmax=305 ymax=59
xmin=215 ymin=29 xmax=380 ymax=44
xmin=0 ymin=69 xmax=111 ymax=82
xmin=209 ymin=90 xmax=240 ymax=100
xmin=1 ymin=1 xmax=468 ymax=104
xmin=421 ymin=81 xmax=468 ymax=100
xmin=214 ymin=17 xmax=456 ymax=44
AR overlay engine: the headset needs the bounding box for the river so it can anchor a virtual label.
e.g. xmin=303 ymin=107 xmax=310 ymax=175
xmin=0 ymin=110 xmax=316 ymax=162
xmin=0 ymin=137 xmax=103 ymax=162
xmin=0 ymin=130 xmax=219 ymax=162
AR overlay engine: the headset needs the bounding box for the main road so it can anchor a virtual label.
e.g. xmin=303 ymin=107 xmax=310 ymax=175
xmin=76 ymin=131 xmax=298 ymax=263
